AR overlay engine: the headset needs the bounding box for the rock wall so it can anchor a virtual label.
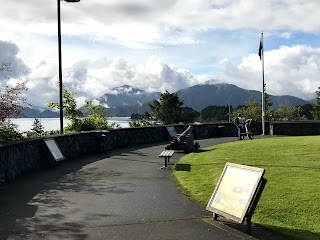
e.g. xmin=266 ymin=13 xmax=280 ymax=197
xmin=0 ymin=126 xmax=170 ymax=182
xmin=270 ymin=121 xmax=320 ymax=136
xmin=1 ymin=121 xmax=320 ymax=182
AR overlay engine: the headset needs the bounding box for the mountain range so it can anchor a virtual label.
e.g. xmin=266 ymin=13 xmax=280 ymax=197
xmin=21 ymin=81 xmax=312 ymax=118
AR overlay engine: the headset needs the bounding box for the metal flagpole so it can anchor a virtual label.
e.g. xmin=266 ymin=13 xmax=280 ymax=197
xmin=261 ymin=32 xmax=266 ymax=135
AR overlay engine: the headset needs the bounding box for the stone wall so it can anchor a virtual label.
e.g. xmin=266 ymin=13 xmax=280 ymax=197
xmin=1 ymin=121 xmax=320 ymax=183
xmin=0 ymin=126 xmax=171 ymax=182
xmin=270 ymin=121 xmax=320 ymax=136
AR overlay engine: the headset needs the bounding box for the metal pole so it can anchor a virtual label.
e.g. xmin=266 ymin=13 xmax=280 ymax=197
xmin=57 ymin=0 xmax=64 ymax=134
xmin=228 ymin=102 xmax=231 ymax=122
xmin=261 ymin=32 xmax=266 ymax=136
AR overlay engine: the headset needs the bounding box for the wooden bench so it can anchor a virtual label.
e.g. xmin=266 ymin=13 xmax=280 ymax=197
xmin=159 ymin=150 xmax=175 ymax=168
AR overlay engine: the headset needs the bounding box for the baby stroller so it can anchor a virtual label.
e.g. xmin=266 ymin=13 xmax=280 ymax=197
xmin=245 ymin=119 xmax=256 ymax=139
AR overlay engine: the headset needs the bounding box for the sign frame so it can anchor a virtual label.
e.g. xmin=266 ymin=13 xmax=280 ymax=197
xmin=43 ymin=138 xmax=65 ymax=162
xmin=165 ymin=126 xmax=177 ymax=139
xmin=206 ymin=162 xmax=265 ymax=223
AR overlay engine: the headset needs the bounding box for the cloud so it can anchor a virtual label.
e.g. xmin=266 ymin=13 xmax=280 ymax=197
xmin=1 ymin=1 xmax=320 ymax=108
xmin=280 ymin=32 xmax=292 ymax=39
xmin=219 ymin=45 xmax=320 ymax=100
xmin=0 ymin=40 xmax=30 ymax=80
xmin=66 ymin=56 xmax=204 ymax=97
xmin=1 ymin=1 xmax=320 ymax=48
xmin=19 ymin=55 xmax=205 ymax=107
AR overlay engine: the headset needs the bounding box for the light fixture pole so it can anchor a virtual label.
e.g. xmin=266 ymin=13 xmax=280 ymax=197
xmin=57 ymin=0 xmax=80 ymax=134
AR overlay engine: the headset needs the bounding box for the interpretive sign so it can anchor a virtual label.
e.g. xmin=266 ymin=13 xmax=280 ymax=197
xmin=166 ymin=126 xmax=177 ymax=139
xmin=206 ymin=162 xmax=265 ymax=223
xmin=43 ymin=138 xmax=65 ymax=162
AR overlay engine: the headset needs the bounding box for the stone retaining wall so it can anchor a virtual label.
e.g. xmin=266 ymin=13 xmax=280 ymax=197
xmin=270 ymin=121 xmax=320 ymax=136
xmin=0 ymin=126 xmax=171 ymax=182
xmin=1 ymin=121 xmax=320 ymax=183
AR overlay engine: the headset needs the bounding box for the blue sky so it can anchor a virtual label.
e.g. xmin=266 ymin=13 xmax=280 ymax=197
xmin=1 ymin=0 xmax=320 ymax=108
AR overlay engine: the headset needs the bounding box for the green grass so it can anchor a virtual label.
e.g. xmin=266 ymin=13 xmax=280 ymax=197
xmin=172 ymin=136 xmax=320 ymax=240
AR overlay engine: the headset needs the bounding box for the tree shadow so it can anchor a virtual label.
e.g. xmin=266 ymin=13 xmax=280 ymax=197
xmin=0 ymin=142 xmax=165 ymax=240
xmin=174 ymin=164 xmax=191 ymax=171
xmin=194 ymin=148 xmax=216 ymax=153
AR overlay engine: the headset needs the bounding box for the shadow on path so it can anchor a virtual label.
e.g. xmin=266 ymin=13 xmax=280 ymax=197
xmin=0 ymin=142 xmax=166 ymax=240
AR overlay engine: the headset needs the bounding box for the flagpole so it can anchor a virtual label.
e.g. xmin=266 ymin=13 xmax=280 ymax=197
xmin=261 ymin=32 xmax=266 ymax=135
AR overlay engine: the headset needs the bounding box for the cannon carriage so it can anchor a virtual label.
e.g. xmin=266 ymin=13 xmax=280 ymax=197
xmin=165 ymin=125 xmax=200 ymax=152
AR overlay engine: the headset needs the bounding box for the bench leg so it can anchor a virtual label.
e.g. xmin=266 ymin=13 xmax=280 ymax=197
xmin=165 ymin=157 xmax=168 ymax=167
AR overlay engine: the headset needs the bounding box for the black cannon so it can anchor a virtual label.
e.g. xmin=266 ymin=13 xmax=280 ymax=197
xmin=165 ymin=125 xmax=200 ymax=152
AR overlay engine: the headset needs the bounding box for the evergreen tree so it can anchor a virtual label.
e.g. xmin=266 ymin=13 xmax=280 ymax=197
xmin=201 ymin=105 xmax=230 ymax=122
xmin=149 ymin=90 xmax=183 ymax=124
xmin=31 ymin=118 xmax=45 ymax=137
xmin=273 ymin=101 xmax=305 ymax=121
xmin=312 ymin=87 xmax=320 ymax=120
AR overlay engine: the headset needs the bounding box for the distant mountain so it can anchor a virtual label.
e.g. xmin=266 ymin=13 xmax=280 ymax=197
xmin=40 ymin=109 xmax=59 ymax=118
xmin=96 ymin=85 xmax=160 ymax=108
xmin=108 ymin=102 xmax=152 ymax=117
xmin=21 ymin=107 xmax=41 ymax=118
xmin=176 ymin=80 xmax=311 ymax=111
xmin=21 ymin=82 xmax=312 ymax=118
xmin=21 ymin=108 xmax=59 ymax=118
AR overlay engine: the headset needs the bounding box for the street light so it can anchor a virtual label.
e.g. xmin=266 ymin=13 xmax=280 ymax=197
xmin=57 ymin=0 xmax=80 ymax=134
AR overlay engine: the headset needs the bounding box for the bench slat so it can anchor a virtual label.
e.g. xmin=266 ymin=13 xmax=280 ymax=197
xmin=159 ymin=150 xmax=174 ymax=157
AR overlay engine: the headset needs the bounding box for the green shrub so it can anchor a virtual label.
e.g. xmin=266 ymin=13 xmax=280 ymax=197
xmin=0 ymin=121 xmax=24 ymax=142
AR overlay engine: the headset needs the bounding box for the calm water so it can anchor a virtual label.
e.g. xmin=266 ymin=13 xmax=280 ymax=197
xmin=10 ymin=117 xmax=132 ymax=132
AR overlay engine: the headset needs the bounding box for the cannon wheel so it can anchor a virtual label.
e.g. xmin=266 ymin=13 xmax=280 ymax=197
xmin=193 ymin=142 xmax=200 ymax=152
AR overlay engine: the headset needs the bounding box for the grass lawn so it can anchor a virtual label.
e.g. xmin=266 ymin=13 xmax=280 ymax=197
xmin=172 ymin=136 xmax=320 ymax=240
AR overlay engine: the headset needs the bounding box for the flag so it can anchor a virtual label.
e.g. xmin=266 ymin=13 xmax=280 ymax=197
xmin=258 ymin=37 xmax=263 ymax=60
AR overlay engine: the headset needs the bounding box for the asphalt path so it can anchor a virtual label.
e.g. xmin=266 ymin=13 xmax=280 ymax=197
xmin=0 ymin=137 xmax=287 ymax=240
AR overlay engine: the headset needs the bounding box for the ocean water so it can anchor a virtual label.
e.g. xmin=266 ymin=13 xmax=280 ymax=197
xmin=9 ymin=117 xmax=131 ymax=132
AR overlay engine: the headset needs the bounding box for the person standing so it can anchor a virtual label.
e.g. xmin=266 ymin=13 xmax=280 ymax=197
xmin=234 ymin=114 xmax=245 ymax=140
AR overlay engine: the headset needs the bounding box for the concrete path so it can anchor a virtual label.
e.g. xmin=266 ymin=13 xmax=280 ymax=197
xmin=0 ymin=137 xmax=286 ymax=240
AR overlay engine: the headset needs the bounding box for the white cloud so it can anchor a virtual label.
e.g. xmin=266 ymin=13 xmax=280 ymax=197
xmin=1 ymin=0 xmax=320 ymax=108
xmin=280 ymin=32 xmax=292 ymax=39
xmin=220 ymin=45 xmax=320 ymax=100
xmin=1 ymin=0 xmax=320 ymax=48
xmin=66 ymin=56 xmax=203 ymax=98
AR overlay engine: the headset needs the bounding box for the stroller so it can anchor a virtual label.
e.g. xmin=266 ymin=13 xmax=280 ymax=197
xmin=244 ymin=119 xmax=256 ymax=139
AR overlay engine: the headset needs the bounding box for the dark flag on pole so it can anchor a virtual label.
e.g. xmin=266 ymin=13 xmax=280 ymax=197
xmin=258 ymin=37 xmax=263 ymax=60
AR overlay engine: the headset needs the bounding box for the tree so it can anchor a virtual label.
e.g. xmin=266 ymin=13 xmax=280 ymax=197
xmin=149 ymin=90 xmax=183 ymax=124
xmin=231 ymin=97 xmax=274 ymax=121
xmin=265 ymin=91 xmax=273 ymax=111
xmin=0 ymin=63 xmax=30 ymax=122
xmin=180 ymin=107 xmax=200 ymax=124
xmin=299 ymin=104 xmax=314 ymax=120
xmin=312 ymin=87 xmax=320 ymax=120
xmin=48 ymin=87 xmax=116 ymax=131
xmin=129 ymin=111 xmax=157 ymax=127
xmin=273 ymin=101 xmax=305 ymax=121
xmin=47 ymin=85 xmax=83 ymax=123
xmin=77 ymin=100 xmax=118 ymax=131
xmin=201 ymin=105 xmax=230 ymax=122
xmin=0 ymin=121 xmax=23 ymax=142
xmin=30 ymin=118 xmax=45 ymax=137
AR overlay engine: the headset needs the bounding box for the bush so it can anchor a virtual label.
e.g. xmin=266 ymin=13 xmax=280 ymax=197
xmin=65 ymin=115 xmax=119 ymax=132
xmin=0 ymin=121 xmax=24 ymax=142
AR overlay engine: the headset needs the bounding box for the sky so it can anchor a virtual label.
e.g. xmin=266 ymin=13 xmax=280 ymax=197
xmin=1 ymin=0 xmax=320 ymax=108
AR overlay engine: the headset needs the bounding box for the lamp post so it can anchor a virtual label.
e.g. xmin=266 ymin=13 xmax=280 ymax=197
xmin=57 ymin=0 xmax=80 ymax=134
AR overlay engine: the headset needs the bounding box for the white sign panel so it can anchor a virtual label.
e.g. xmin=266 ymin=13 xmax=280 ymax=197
xmin=43 ymin=138 xmax=65 ymax=162
xmin=206 ymin=162 xmax=264 ymax=223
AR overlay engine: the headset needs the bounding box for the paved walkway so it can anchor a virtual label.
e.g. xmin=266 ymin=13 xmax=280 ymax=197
xmin=0 ymin=137 xmax=286 ymax=240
